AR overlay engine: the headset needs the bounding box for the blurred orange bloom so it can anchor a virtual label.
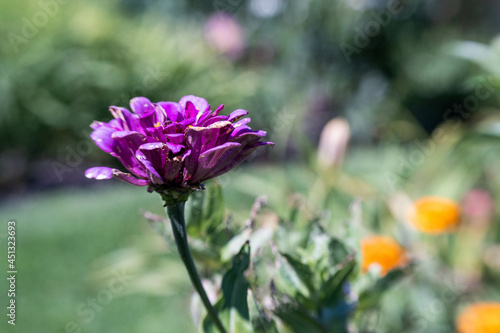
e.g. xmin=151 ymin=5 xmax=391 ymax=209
xmin=457 ymin=302 xmax=500 ymax=333
xmin=408 ymin=196 xmax=460 ymax=234
xmin=361 ymin=235 xmax=407 ymax=276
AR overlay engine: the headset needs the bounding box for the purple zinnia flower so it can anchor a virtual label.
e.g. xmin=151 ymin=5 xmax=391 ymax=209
xmin=85 ymin=95 xmax=273 ymax=203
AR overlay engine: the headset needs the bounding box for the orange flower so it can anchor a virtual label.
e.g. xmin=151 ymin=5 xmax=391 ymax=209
xmin=457 ymin=302 xmax=500 ymax=333
xmin=361 ymin=235 xmax=407 ymax=276
xmin=408 ymin=196 xmax=460 ymax=234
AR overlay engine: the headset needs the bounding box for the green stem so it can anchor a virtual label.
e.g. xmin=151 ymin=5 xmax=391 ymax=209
xmin=166 ymin=202 xmax=227 ymax=333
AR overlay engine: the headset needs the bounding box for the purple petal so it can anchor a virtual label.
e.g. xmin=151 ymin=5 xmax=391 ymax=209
xmin=193 ymin=142 xmax=270 ymax=184
xmin=154 ymin=104 xmax=167 ymax=125
xmin=90 ymin=125 xmax=117 ymax=153
xmin=113 ymin=170 xmax=150 ymax=186
xmin=85 ymin=167 xmax=113 ymax=180
xmin=139 ymin=142 xmax=182 ymax=183
xmin=85 ymin=167 xmax=150 ymax=186
xmin=138 ymin=110 xmax=156 ymax=129
xmin=185 ymin=122 xmax=233 ymax=154
xmin=231 ymin=125 xmax=252 ymax=137
xmin=164 ymin=159 xmax=183 ymax=182
xmin=130 ymin=97 xmax=154 ymax=115
xmin=136 ymin=150 xmax=164 ymax=185
xmin=110 ymin=131 xmax=149 ymax=177
xmin=200 ymin=142 xmax=241 ymax=159
xmin=231 ymin=130 xmax=267 ymax=143
xmin=109 ymin=119 xmax=123 ymax=130
xmin=109 ymin=106 xmax=141 ymax=132
xmin=178 ymin=117 xmax=196 ymax=127
xmin=166 ymin=133 xmax=184 ymax=145
xmin=229 ymin=130 xmax=270 ymax=152
xmin=182 ymin=150 xmax=191 ymax=159
xmin=187 ymin=130 xmax=273 ymax=184
xmin=179 ymin=95 xmax=209 ymax=116
xmin=195 ymin=108 xmax=213 ymax=125
xmin=139 ymin=142 xmax=167 ymax=168
xmin=184 ymin=101 xmax=199 ymax=119
xmin=163 ymin=122 xmax=185 ymax=135
xmin=228 ymin=109 xmax=248 ymax=122
xmin=212 ymin=104 xmax=224 ymax=117
xmin=112 ymin=131 xmax=149 ymax=147
xmin=187 ymin=142 xmax=241 ymax=184
xmin=90 ymin=121 xmax=107 ymax=130
xmin=201 ymin=115 xmax=229 ymax=126
xmin=234 ymin=118 xmax=251 ymax=127
xmin=138 ymin=142 xmax=170 ymax=181
xmin=188 ymin=143 xmax=254 ymax=184
xmin=158 ymin=102 xmax=184 ymax=122
xmin=145 ymin=126 xmax=166 ymax=142
xmin=166 ymin=142 xmax=184 ymax=154
xmin=183 ymin=122 xmax=234 ymax=181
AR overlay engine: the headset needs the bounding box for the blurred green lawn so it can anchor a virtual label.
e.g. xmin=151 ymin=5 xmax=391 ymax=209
xmin=0 ymin=165 xmax=290 ymax=333
xmin=3 ymin=156 xmax=482 ymax=332
xmin=0 ymin=184 xmax=197 ymax=333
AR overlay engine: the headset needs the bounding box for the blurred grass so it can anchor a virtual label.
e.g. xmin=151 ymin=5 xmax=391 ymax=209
xmin=1 ymin=0 xmax=500 ymax=331
xmin=0 ymin=164 xmax=300 ymax=333
xmin=0 ymin=136 xmax=499 ymax=332
xmin=0 ymin=184 xmax=197 ymax=333
xmin=0 ymin=163 xmax=306 ymax=332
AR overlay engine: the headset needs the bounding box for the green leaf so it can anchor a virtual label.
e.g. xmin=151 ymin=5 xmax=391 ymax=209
xmin=203 ymin=243 xmax=253 ymax=333
xmin=326 ymin=238 xmax=350 ymax=267
xmin=186 ymin=181 xmax=226 ymax=242
xmin=248 ymin=289 xmax=278 ymax=333
xmin=187 ymin=238 xmax=223 ymax=270
xmin=275 ymin=254 xmax=311 ymax=300
xmin=185 ymin=187 xmax=205 ymax=236
xmin=320 ymin=255 xmax=356 ymax=308
xmin=301 ymin=224 xmax=350 ymax=269
xmin=221 ymin=243 xmax=252 ymax=322
xmin=203 ymin=181 xmax=226 ymax=234
xmin=357 ymin=264 xmax=413 ymax=311
xmin=273 ymin=298 xmax=326 ymax=333
xmin=222 ymin=226 xmax=274 ymax=262
xmin=280 ymin=253 xmax=315 ymax=295
xmin=222 ymin=229 xmax=252 ymax=262
xmin=302 ymin=226 xmax=330 ymax=264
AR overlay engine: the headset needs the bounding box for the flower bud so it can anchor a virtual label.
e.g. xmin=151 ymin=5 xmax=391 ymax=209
xmin=317 ymin=118 xmax=350 ymax=169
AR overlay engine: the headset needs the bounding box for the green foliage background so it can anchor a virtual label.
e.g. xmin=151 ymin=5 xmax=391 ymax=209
xmin=1 ymin=0 xmax=500 ymax=332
